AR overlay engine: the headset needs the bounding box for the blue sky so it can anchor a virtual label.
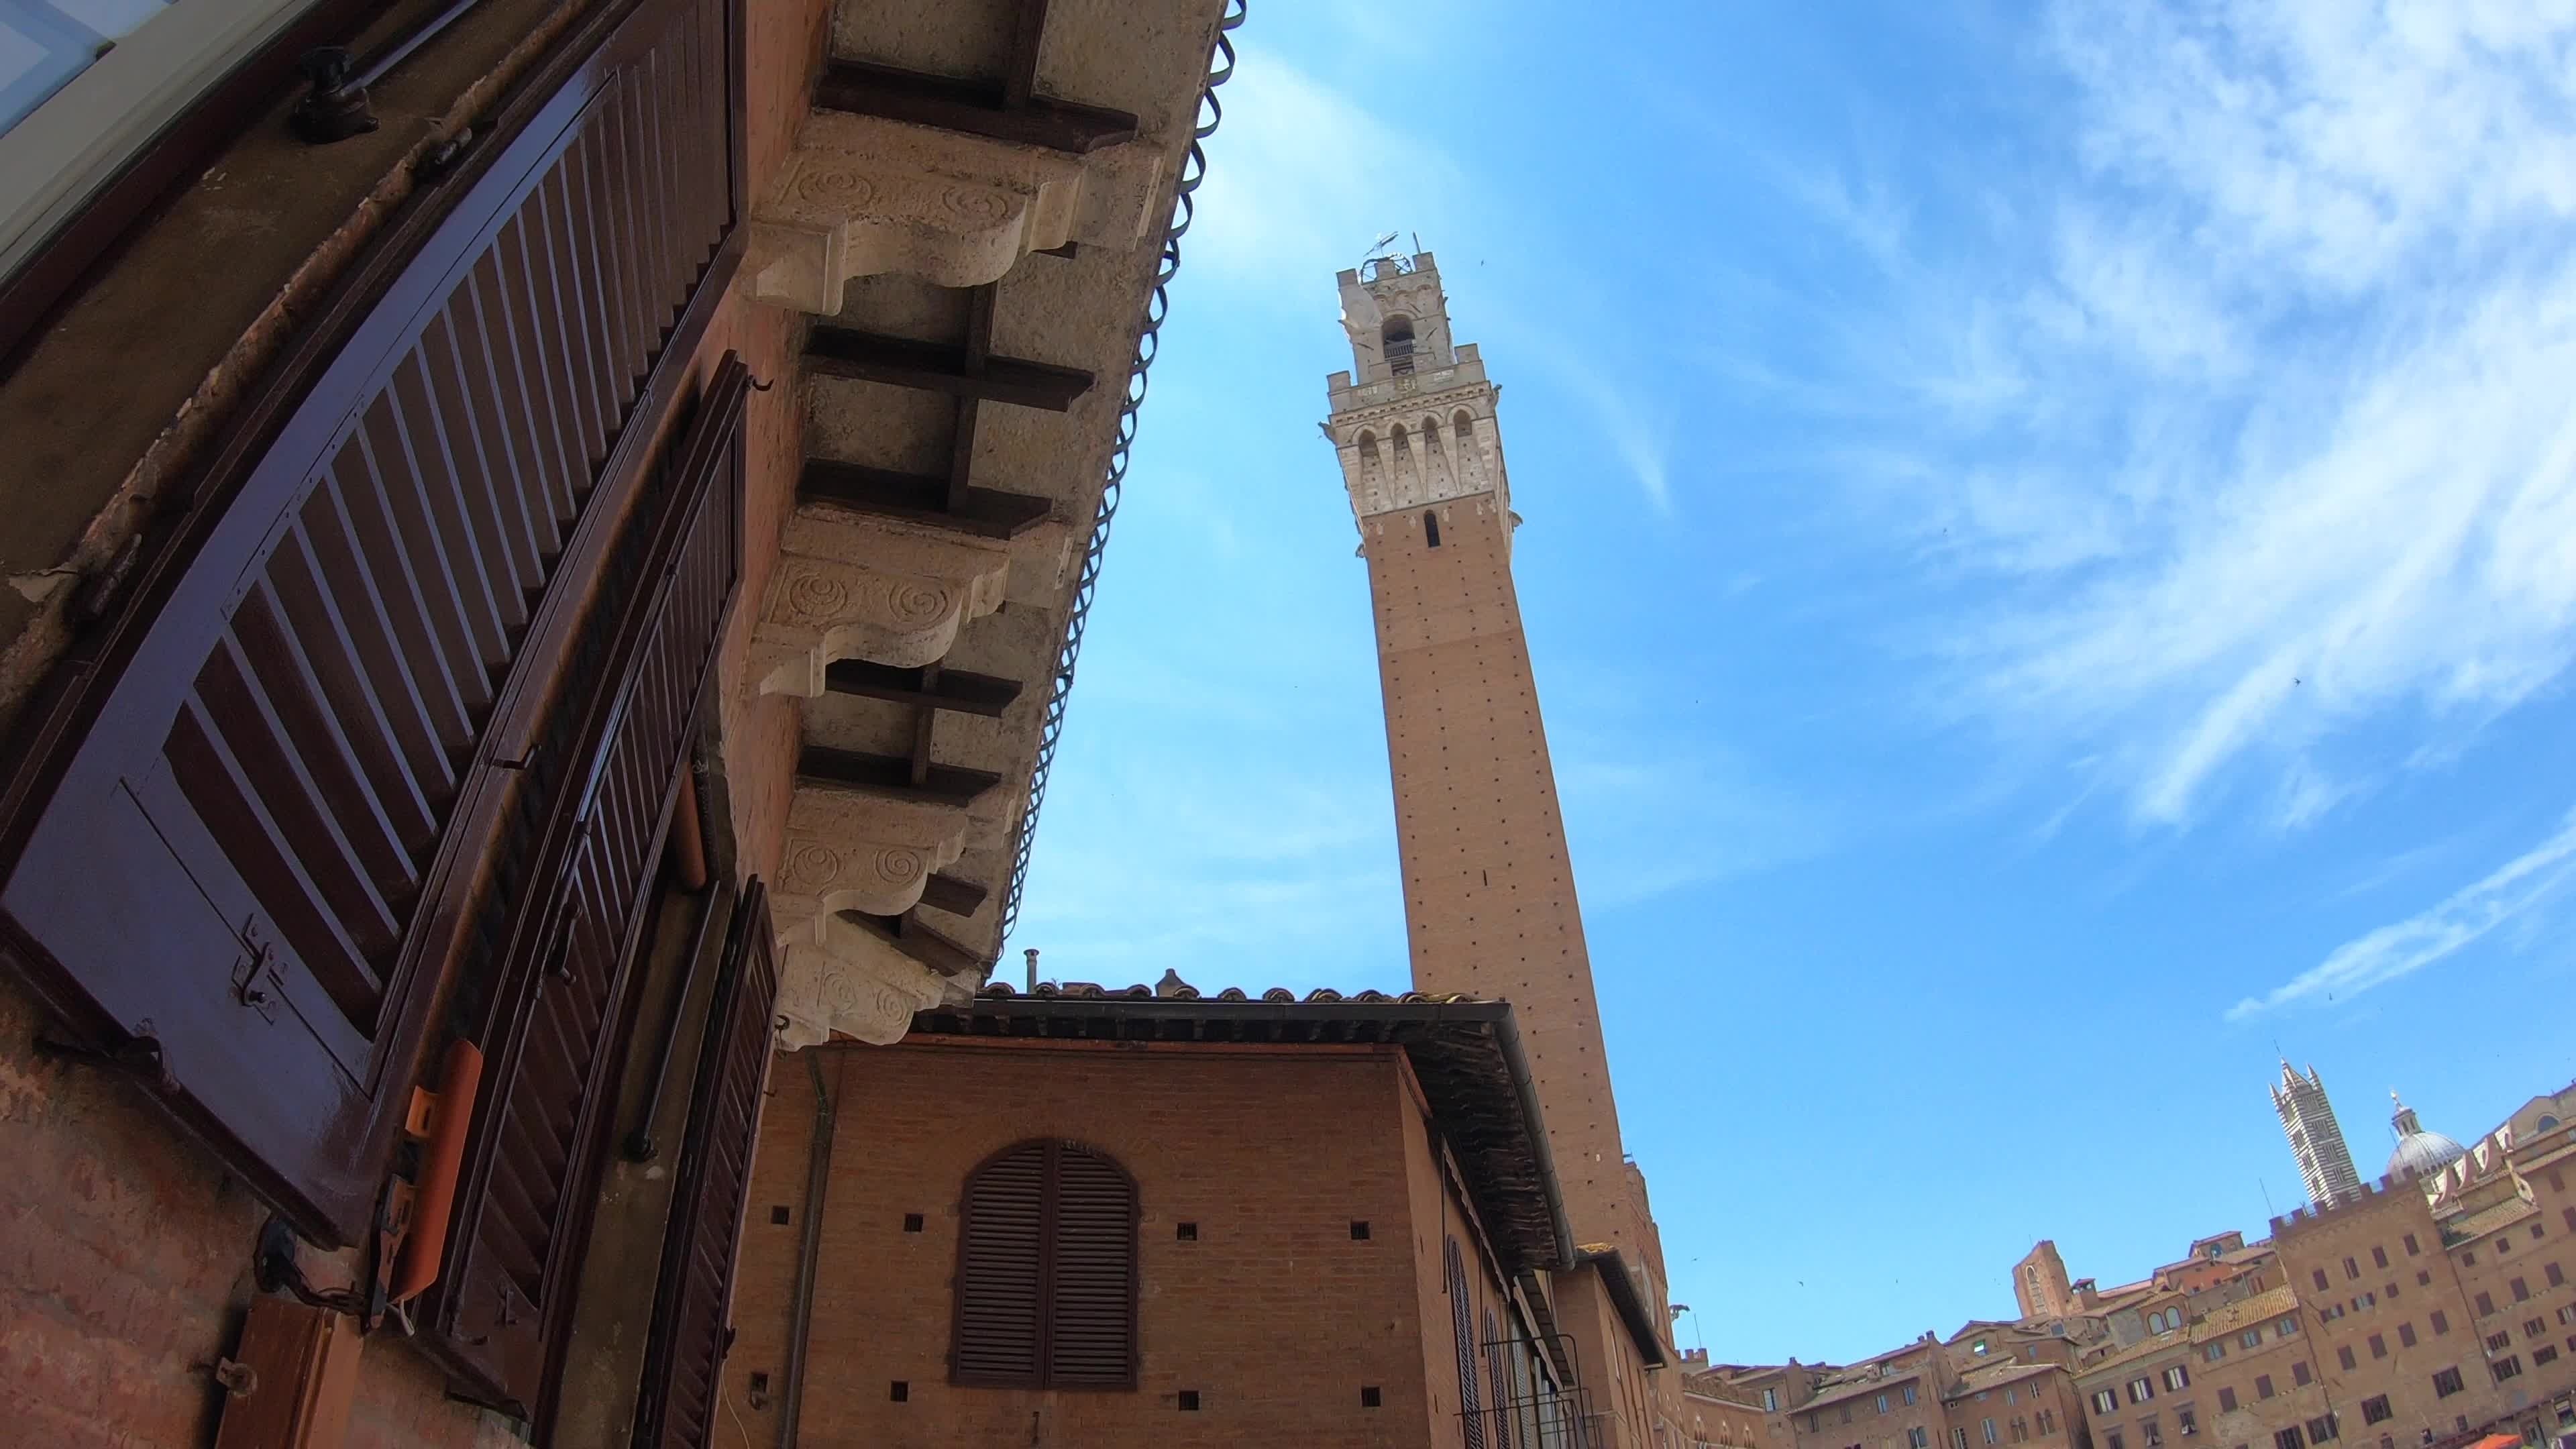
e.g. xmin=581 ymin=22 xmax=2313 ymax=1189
xmin=1008 ymin=1 xmax=2576 ymax=1366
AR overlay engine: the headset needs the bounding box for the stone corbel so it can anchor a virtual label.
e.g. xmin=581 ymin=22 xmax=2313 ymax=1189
xmin=749 ymin=503 xmax=1013 ymax=697
xmin=747 ymin=109 xmax=1167 ymax=314
xmin=773 ymin=781 xmax=973 ymax=930
xmin=773 ymin=913 xmax=949 ymax=1049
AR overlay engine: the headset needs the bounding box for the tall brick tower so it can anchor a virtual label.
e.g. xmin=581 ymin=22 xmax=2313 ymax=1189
xmin=1321 ymin=250 xmax=1639 ymax=1259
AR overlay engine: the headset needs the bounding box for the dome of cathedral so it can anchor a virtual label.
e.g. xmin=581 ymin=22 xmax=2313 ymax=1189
xmin=2385 ymin=1093 xmax=2466 ymax=1181
xmin=2388 ymin=1129 xmax=2465 ymax=1181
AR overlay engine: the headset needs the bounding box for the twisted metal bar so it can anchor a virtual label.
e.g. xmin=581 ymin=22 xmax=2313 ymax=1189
xmin=995 ymin=0 xmax=1244 ymax=953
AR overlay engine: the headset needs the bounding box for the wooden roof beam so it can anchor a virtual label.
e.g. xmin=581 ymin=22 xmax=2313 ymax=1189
xmin=806 ymin=325 xmax=1093 ymax=411
xmin=813 ymin=60 xmax=1139 ymax=156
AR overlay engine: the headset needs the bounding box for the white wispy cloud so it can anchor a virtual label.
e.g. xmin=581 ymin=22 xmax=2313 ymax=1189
xmin=1706 ymin=0 xmax=2576 ymax=828
xmin=1187 ymin=48 xmax=1468 ymax=294
xmin=2227 ymin=808 xmax=2576 ymax=1020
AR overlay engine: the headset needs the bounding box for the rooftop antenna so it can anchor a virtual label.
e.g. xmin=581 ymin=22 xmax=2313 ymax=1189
xmin=1411 ymin=229 xmax=1422 ymax=256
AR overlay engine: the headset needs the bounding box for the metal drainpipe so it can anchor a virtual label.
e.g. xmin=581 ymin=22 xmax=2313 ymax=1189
xmin=779 ymin=1051 xmax=837 ymax=1449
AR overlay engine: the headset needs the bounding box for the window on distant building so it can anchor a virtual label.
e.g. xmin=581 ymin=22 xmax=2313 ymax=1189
xmin=2404 ymin=1235 xmax=2420 ymax=1256
xmin=2308 ymin=1414 xmax=2339 ymax=1444
xmin=2534 ymin=1345 xmax=2561 ymax=1367
xmin=2486 ymin=1332 xmax=2511 ymax=1352
xmin=2219 ymin=1389 xmax=2239 ymax=1413
xmin=1907 ymin=1386 xmax=1920 ymax=1407
xmin=2178 ymin=1407 xmax=2197 ymax=1438
xmin=951 ymin=1140 xmax=1137 ymax=1389
xmin=1880 ymin=1397 xmax=1890 ymax=1414
xmin=2292 ymin=1362 xmax=2312 ymax=1388
xmin=2399 ymin=1323 xmax=2417 ymax=1348
xmin=2314 ymin=1270 xmax=2332 ymax=1293
xmin=2277 ymin=1318 xmax=2300 ymax=1338
xmin=2141 ymin=1420 xmax=2160 ymax=1448
xmin=2432 ymin=1368 xmax=2464 ymax=1399
xmin=2430 ymin=1311 xmax=2450 ymax=1336
xmin=2242 ymin=1330 xmax=2262 ymax=1350
xmin=2338 ymin=1347 xmax=2357 ymax=1372
xmin=2256 ymin=1376 xmax=2275 ymax=1401
xmin=2205 ymin=1344 xmax=2226 ymax=1363
xmin=2276 ymin=1426 xmax=2306 ymax=1449
xmin=2345 ymin=1258 xmax=2360 ymax=1281
xmin=2367 ymin=1334 xmax=2385 ymax=1360
xmin=2548 ymin=1263 xmax=2565 ymax=1289
xmin=2361 ymin=1397 xmax=2392 ymax=1426
xmin=2461 ymin=1252 xmax=2475 ymax=1267
xmin=2417 ymin=1271 xmax=2431 ymax=1287
xmin=1976 ymin=1340 xmax=1991 ymax=1356
xmin=2499 ymin=1236 xmax=2514 ymax=1255
xmin=2512 ymin=1278 xmax=2531 ymax=1303
xmin=2385 ymin=1283 xmax=2398 ymax=1300
xmin=2526 ymin=1318 xmax=2547 ymax=1340
xmin=2041 ymin=1411 xmax=2057 ymax=1436
xmin=1913 ymin=1429 xmax=1933 ymax=1448
xmin=1987 ymin=1419 xmax=2000 ymax=1444
xmin=2372 ymin=1246 xmax=2389 ymax=1270
xmin=2165 ymin=1367 xmax=2190 ymax=1392
xmin=1843 ymin=1407 xmax=1855 ymax=1424
xmin=2491 ymin=1356 xmax=2522 ymax=1383
xmin=2130 ymin=1379 xmax=2155 ymax=1405
xmin=1766 ymin=1391 xmax=1780 ymax=1411
xmin=2096 ymin=1391 xmax=2120 ymax=1416
xmin=2108 ymin=1435 xmax=2125 ymax=1449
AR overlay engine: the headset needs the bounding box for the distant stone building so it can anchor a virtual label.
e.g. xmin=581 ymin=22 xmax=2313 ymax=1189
xmin=2277 ymin=1063 xmax=2369 ymax=1209
xmin=1718 ymin=1090 xmax=2576 ymax=1449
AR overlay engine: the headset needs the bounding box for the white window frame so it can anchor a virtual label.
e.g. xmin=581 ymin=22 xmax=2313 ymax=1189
xmin=0 ymin=0 xmax=317 ymax=284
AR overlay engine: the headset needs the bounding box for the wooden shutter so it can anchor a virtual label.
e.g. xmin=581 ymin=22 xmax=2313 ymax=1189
xmin=951 ymin=1140 xmax=1135 ymax=1389
xmin=423 ymin=352 xmax=749 ymax=1412
xmin=0 ymin=0 xmax=739 ymax=1246
xmin=954 ymin=1144 xmax=1047 ymax=1385
xmin=633 ymin=877 xmax=780 ymax=1449
xmin=1485 ymin=1306 xmax=1516 ymax=1449
xmin=1451 ymin=1237 xmax=1488 ymax=1449
xmin=1045 ymin=1144 xmax=1138 ymax=1388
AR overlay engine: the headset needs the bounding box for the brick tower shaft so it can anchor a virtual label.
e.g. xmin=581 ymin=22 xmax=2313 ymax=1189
xmin=1322 ymin=252 xmax=1638 ymax=1253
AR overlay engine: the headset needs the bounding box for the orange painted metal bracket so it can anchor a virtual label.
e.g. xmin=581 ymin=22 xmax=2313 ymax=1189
xmin=388 ymin=1039 xmax=483 ymax=1305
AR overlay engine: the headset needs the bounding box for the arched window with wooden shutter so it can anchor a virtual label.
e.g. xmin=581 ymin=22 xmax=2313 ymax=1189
xmin=953 ymin=1140 xmax=1137 ymax=1389
xmin=1450 ymin=1236 xmax=1487 ymax=1449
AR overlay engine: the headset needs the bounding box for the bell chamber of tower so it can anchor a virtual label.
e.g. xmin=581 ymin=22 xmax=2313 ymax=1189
xmin=1323 ymin=253 xmax=1515 ymax=533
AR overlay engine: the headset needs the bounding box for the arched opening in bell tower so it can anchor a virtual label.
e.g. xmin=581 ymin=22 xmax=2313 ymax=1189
xmin=1382 ymin=315 xmax=1416 ymax=375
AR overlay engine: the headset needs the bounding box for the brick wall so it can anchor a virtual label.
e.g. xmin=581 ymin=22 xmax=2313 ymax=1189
xmin=723 ymin=1037 xmax=1540 ymax=1449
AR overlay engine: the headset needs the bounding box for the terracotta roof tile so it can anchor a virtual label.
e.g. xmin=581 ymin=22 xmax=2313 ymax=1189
xmin=2190 ymin=1285 xmax=2297 ymax=1341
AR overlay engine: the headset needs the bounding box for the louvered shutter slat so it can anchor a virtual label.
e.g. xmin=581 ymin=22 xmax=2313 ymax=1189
xmin=1045 ymin=1146 xmax=1136 ymax=1387
xmin=955 ymin=1148 xmax=1046 ymax=1383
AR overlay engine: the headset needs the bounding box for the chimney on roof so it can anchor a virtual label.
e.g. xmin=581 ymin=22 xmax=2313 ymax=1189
xmin=1156 ymin=967 xmax=1192 ymax=998
xmin=1024 ymin=947 xmax=1040 ymax=991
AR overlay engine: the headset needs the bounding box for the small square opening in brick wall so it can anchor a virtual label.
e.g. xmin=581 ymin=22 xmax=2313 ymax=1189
xmin=1177 ymin=1222 xmax=1199 ymax=1240
xmin=1362 ymin=1386 xmax=1383 ymax=1408
xmin=890 ymin=1381 xmax=909 ymax=1403
xmin=903 ymin=1213 xmax=924 ymax=1232
xmin=770 ymin=1205 xmax=790 ymax=1225
xmin=1351 ymin=1220 xmax=1372 ymax=1240
xmin=1178 ymin=1391 xmax=1201 ymax=1411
